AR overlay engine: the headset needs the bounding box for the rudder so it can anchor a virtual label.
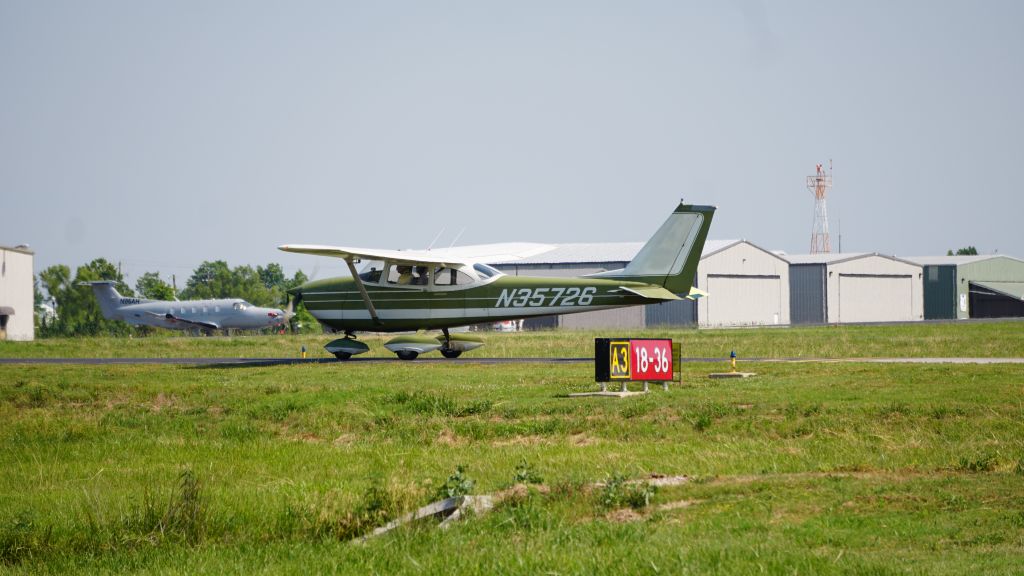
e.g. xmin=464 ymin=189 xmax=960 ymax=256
xmin=595 ymin=203 xmax=715 ymax=293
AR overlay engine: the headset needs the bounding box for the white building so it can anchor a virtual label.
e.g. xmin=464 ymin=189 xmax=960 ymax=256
xmin=0 ymin=245 xmax=35 ymax=341
xmin=785 ymin=253 xmax=924 ymax=324
xmin=697 ymin=240 xmax=791 ymax=328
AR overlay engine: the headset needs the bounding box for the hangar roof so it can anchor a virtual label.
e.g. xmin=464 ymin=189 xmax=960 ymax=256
xmin=488 ymin=239 xmax=747 ymax=266
xmin=784 ymin=252 xmax=872 ymax=265
xmin=901 ymin=255 xmax=1024 ymax=266
xmin=785 ymin=252 xmax=923 ymax=268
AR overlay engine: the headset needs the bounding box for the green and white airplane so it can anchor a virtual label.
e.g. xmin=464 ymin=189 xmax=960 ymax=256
xmin=279 ymin=202 xmax=715 ymax=360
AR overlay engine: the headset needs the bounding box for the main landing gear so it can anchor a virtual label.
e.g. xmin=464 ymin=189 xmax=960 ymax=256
xmin=324 ymin=332 xmax=370 ymax=360
xmin=324 ymin=330 xmax=486 ymax=361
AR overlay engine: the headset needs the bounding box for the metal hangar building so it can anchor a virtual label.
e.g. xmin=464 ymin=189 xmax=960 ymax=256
xmin=784 ymin=253 xmax=924 ymax=324
xmin=905 ymin=255 xmax=1024 ymax=320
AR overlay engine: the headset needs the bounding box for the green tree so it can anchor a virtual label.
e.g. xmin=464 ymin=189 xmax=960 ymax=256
xmin=258 ymin=263 xmax=285 ymax=290
xmin=180 ymin=261 xmax=274 ymax=307
xmin=947 ymin=246 xmax=979 ymax=256
xmin=38 ymin=259 xmax=134 ymax=336
xmin=136 ymin=272 xmax=176 ymax=300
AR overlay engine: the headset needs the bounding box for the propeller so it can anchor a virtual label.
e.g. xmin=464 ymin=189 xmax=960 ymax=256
xmin=281 ymin=288 xmax=302 ymax=333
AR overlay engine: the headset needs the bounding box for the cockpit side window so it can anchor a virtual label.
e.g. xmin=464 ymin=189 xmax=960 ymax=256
xmin=359 ymin=267 xmax=383 ymax=284
xmin=387 ymin=264 xmax=415 ymax=285
xmin=233 ymin=302 xmax=248 ymax=311
xmin=358 ymin=260 xmax=384 ymax=284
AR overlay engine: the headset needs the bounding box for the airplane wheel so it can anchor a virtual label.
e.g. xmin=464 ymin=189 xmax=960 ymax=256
xmin=333 ymin=352 xmax=352 ymax=360
xmin=396 ymin=351 xmax=419 ymax=361
xmin=440 ymin=349 xmax=462 ymax=359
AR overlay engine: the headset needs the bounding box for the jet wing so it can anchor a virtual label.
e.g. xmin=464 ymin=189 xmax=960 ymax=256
xmin=278 ymin=244 xmax=467 ymax=267
xmin=149 ymin=311 xmax=220 ymax=331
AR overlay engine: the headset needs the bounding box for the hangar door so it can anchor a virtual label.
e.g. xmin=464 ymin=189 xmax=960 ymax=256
xmin=837 ymin=274 xmax=914 ymax=323
xmin=969 ymin=282 xmax=1024 ymax=318
xmin=705 ymin=275 xmax=782 ymax=326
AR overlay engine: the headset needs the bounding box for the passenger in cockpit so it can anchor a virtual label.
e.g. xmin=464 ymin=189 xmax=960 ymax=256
xmin=397 ymin=266 xmax=413 ymax=285
xmin=413 ymin=266 xmax=429 ymax=285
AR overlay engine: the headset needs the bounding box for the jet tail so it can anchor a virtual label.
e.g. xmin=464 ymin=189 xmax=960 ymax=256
xmin=81 ymin=281 xmax=127 ymax=320
xmin=592 ymin=202 xmax=715 ymax=294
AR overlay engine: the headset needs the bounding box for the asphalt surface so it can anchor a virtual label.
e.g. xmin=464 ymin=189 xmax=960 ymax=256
xmin=1 ymin=356 xmax=1023 ymax=366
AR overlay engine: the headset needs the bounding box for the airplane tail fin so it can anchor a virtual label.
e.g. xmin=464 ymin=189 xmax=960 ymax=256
xmin=593 ymin=203 xmax=715 ymax=294
xmin=81 ymin=281 xmax=125 ymax=320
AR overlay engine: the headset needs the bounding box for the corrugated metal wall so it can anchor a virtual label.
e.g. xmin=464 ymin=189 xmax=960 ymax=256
xmin=789 ymin=264 xmax=826 ymax=324
xmin=645 ymin=298 xmax=696 ymax=326
xmin=923 ymin=265 xmax=957 ymax=319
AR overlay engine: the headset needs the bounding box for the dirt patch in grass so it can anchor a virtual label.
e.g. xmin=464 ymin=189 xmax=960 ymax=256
xmin=657 ymin=499 xmax=701 ymax=512
xmin=606 ymin=508 xmax=644 ymax=523
xmin=492 ymin=435 xmax=549 ymax=447
xmin=570 ymin=433 xmax=597 ymax=446
xmin=150 ymin=393 xmax=177 ymax=413
xmin=436 ymin=428 xmax=464 ymax=446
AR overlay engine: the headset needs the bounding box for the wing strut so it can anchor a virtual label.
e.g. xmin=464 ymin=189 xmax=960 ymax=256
xmin=344 ymin=258 xmax=382 ymax=325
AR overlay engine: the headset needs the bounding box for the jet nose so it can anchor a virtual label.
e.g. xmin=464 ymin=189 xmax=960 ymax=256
xmin=268 ymin=309 xmax=287 ymax=325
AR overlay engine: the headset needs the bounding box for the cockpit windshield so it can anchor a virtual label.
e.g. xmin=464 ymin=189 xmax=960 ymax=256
xmin=358 ymin=260 xmax=385 ymax=283
xmin=473 ymin=263 xmax=503 ymax=278
xmin=232 ymin=301 xmax=251 ymax=311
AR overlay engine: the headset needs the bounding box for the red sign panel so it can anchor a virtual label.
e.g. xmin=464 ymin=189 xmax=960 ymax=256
xmin=629 ymin=339 xmax=674 ymax=381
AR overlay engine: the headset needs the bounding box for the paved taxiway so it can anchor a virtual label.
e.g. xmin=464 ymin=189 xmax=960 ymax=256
xmin=1 ymin=357 xmax=1023 ymax=366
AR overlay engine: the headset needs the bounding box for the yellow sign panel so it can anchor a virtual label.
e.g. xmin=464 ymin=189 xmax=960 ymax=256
xmin=609 ymin=340 xmax=631 ymax=380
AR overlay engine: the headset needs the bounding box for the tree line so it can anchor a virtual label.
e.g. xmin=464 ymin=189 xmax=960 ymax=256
xmin=35 ymin=259 xmax=318 ymax=337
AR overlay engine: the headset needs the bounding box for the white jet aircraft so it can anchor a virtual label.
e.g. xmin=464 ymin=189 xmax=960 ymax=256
xmin=83 ymin=281 xmax=288 ymax=334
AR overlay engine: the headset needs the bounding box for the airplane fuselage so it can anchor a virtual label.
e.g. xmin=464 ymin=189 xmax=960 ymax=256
xmin=114 ymin=298 xmax=285 ymax=331
xmin=300 ymin=274 xmax=658 ymax=332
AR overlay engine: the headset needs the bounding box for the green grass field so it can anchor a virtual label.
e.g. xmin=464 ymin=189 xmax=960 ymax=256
xmin=3 ymin=320 xmax=1024 ymax=359
xmin=1 ymin=322 xmax=1023 ymax=574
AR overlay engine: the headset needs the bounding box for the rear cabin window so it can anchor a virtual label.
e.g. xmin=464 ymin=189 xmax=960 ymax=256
xmin=433 ymin=266 xmax=473 ymax=286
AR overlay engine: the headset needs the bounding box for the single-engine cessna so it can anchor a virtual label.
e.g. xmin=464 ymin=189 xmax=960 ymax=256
xmin=279 ymin=202 xmax=714 ymax=360
xmin=83 ymin=281 xmax=289 ymax=333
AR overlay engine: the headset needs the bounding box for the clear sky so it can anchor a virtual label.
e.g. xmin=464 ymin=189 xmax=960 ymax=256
xmin=3 ymin=1 xmax=1022 ymax=288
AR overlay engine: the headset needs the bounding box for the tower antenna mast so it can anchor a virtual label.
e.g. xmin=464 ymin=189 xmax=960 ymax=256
xmin=807 ymin=161 xmax=833 ymax=253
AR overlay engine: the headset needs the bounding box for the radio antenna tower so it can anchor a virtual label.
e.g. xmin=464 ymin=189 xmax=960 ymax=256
xmin=807 ymin=161 xmax=833 ymax=253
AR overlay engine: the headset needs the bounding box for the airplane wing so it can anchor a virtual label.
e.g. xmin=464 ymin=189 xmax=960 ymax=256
xmin=278 ymin=243 xmax=556 ymax=267
xmin=278 ymin=244 xmax=467 ymax=267
xmin=148 ymin=311 xmax=220 ymax=331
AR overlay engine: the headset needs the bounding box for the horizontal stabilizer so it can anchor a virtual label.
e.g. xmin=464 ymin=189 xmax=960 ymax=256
xmin=618 ymin=285 xmax=682 ymax=301
xmin=685 ymin=287 xmax=709 ymax=301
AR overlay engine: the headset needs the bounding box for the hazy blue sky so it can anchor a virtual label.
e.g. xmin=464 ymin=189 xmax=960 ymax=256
xmin=3 ymin=1 xmax=1022 ymax=287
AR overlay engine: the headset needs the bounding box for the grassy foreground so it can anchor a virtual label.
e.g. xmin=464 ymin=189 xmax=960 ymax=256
xmin=2 ymin=320 xmax=1024 ymax=359
xmin=1 ymin=324 xmax=1023 ymax=574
